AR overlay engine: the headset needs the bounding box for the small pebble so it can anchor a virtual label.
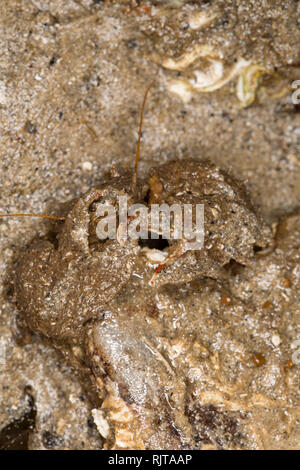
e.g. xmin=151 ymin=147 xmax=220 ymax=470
xmin=253 ymin=353 xmax=266 ymax=367
xmin=25 ymin=121 xmax=37 ymax=134
xmin=271 ymin=333 xmax=281 ymax=347
xmin=82 ymin=161 xmax=93 ymax=171
xmin=282 ymin=278 xmax=291 ymax=288
xmin=286 ymin=359 xmax=294 ymax=369
xmin=263 ymin=300 xmax=273 ymax=309
xmin=221 ymin=295 xmax=232 ymax=306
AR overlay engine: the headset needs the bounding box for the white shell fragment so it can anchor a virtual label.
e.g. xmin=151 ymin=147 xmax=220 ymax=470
xmin=166 ymin=52 xmax=251 ymax=102
xmin=271 ymin=334 xmax=281 ymax=347
xmin=82 ymin=161 xmax=93 ymax=171
xmin=142 ymin=248 xmax=168 ymax=264
xmin=97 ymin=382 xmax=145 ymax=449
xmin=159 ymin=44 xmax=218 ymax=71
xmin=92 ymin=409 xmax=110 ymax=439
xmin=168 ymin=80 xmax=193 ymax=103
xmin=157 ymin=40 xmax=276 ymax=106
xmin=192 ymin=58 xmax=250 ymax=92
xmin=190 ymin=59 xmax=224 ymax=90
xmin=188 ymin=11 xmax=217 ymax=30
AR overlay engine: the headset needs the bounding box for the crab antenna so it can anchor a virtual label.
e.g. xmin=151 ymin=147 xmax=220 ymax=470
xmin=132 ymin=82 xmax=153 ymax=189
xmin=0 ymin=213 xmax=65 ymax=221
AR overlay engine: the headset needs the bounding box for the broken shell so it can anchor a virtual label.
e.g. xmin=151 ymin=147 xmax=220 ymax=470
xmin=190 ymin=57 xmax=250 ymax=93
xmin=190 ymin=59 xmax=224 ymax=90
xmin=96 ymin=382 xmax=145 ymax=449
xmin=92 ymin=409 xmax=110 ymax=439
xmin=271 ymin=334 xmax=281 ymax=347
xmin=236 ymin=64 xmax=269 ymax=107
xmin=188 ymin=11 xmax=217 ymax=30
xmin=168 ymin=80 xmax=192 ymax=103
xmin=158 ymin=44 xmax=218 ymax=71
xmin=141 ymin=247 xmax=168 ymax=264
xmin=167 ymin=56 xmax=251 ymax=102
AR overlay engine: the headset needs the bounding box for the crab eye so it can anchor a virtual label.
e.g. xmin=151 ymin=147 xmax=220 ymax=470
xmin=138 ymin=232 xmax=170 ymax=251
